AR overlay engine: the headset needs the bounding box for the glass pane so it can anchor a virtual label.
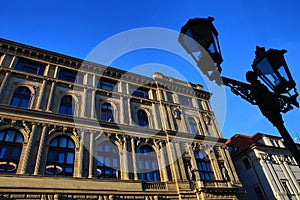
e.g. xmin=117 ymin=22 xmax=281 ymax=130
xmin=20 ymin=99 xmax=29 ymax=108
xmin=113 ymin=158 xmax=118 ymax=167
xmin=65 ymin=166 xmax=73 ymax=173
xmin=153 ymin=171 xmax=159 ymax=181
xmin=15 ymin=133 xmax=23 ymax=143
xmin=5 ymin=131 xmax=15 ymax=142
xmin=47 ymin=150 xmax=55 ymax=163
xmin=0 ymin=146 xmax=8 ymax=158
xmin=145 ymin=160 xmax=150 ymax=170
xmin=11 ymin=97 xmax=20 ymax=107
xmin=57 ymin=152 xmax=65 ymax=163
xmin=68 ymin=140 xmax=75 ymax=149
xmin=50 ymin=138 xmax=58 ymax=147
xmin=59 ymin=137 xmax=67 ymax=148
xmin=66 ymin=152 xmax=74 ymax=164
xmin=105 ymin=158 xmax=110 ymax=166
xmin=0 ymin=131 xmax=4 ymax=141
xmin=11 ymin=147 xmax=21 ymax=160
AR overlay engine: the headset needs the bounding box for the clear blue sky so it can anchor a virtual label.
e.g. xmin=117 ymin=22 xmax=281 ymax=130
xmin=1 ymin=0 xmax=300 ymax=140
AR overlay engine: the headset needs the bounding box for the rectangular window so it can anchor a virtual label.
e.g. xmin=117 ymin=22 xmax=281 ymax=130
xmin=166 ymin=92 xmax=174 ymax=103
xmin=198 ymin=100 xmax=204 ymax=109
xmin=254 ymin=186 xmax=264 ymax=200
xmin=243 ymin=158 xmax=251 ymax=169
xmin=178 ymin=95 xmax=192 ymax=107
xmin=98 ymin=78 xmax=116 ymax=91
xmin=58 ymin=68 xmax=77 ymax=82
xmin=15 ymin=59 xmax=45 ymax=75
xmin=57 ymin=68 xmax=83 ymax=84
xmin=132 ymin=87 xmax=149 ymax=99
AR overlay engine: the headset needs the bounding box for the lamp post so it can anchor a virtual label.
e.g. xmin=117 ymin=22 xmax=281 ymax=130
xmin=178 ymin=17 xmax=300 ymax=165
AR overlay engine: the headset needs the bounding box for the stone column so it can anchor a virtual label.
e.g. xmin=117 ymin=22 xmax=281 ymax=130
xmin=131 ymin=137 xmax=138 ymax=180
xmin=78 ymin=130 xmax=85 ymax=178
xmin=20 ymin=124 xmax=38 ymax=174
xmin=88 ymin=132 xmax=95 ymax=178
xmin=46 ymin=81 xmax=56 ymax=111
xmin=36 ymin=79 xmax=47 ymax=110
xmin=174 ymin=142 xmax=187 ymax=181
xmin=34 ymin=125 xmax=48 ymax=175
xmin=158 ymin=141 xmax=168 ymax=182
xmin=0 ymin=71 xmax=10 ymax=97
xmin=90 ymin=89 xmax=96 ymax=119
xmin=221 ymin=146 xmax=239 ymax=183
xmin=121 ymin=136 xmax=129 ymax=180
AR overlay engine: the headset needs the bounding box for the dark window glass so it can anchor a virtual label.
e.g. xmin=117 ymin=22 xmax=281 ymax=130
xmin=10 ymin=87 xmax=31 ymax=108
xmin=101 ymin=103 xmax=114 ymax=122
xmin=59 ymin=95 xmax=73 ymax=116
xmin=243 ymin=158 xmax=251 ymax=169
xmin=58 ymin=68 xmax=81 ymax=83
xmin=254 ymin=186 xmax=265 ymax=200
xmin=16 ymin=59 xmax=45 ymax=75
xmin=194 ymin=150 xmax=214 ymax=181
xmin=45 ymin=136 xmax=75 ymax=176
xmin=96 ymin=142 xmax=119 ymax=179
xmin=0 ymin=130 xmax=24 ymax=174
xmin=198 ymin=100 xmax=203 ymax=109
xmin=188 ymin=117 xmax=199 ymax=134
xmin=137 ymin=146 xmax=160 ymax=181
xmin=178 ymin=95 xmax=193 ymax=107
xmin=97 ymin=79 xmax=116 ymax=91
xmin=137 ymin=110 xmax=148 ymax=127
xmin=132 ymin=87 xmax=149 ymax=99
xmin=166 ymin=92 xmax=173 ymax=103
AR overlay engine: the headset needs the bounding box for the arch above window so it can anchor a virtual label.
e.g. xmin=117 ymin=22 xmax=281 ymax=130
xmin=0 ymin=129 xmax=24 ymax=174
xmin=59 ymin=95 xmax=74 ymax=116
xmin=137 ymin=109 xmax=148 ymax=127
xmin=45 ymin=136 xmax=75 ymax=176
xmin=10 ymin=86 xmax=31 ymax=108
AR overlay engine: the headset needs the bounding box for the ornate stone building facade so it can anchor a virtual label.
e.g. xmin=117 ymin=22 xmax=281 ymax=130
xmin=226 ymin=133 xmax=300 ymax=200
xmin=0 ymin=38 xmax=245 ymax=199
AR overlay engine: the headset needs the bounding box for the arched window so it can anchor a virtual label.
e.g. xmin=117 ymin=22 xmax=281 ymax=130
xmin=0 ymin=130 xmax=24 ymax=173
xmin=194 ymin=150 xmax=214 ymax=180
xmin=101 ymin=103 xmax=114 ymax=122
xmin=96 ymin=141 xmax=119 ymax=178
xmin=137 ymin=110 xmax=148 ymax=127
xmin=46 ymin=136 xmax=75 ymax=176
xmin=188 ymin=117 xmax=199 ymax=134
xmin=10 ymin=86 xmax=31 ymax=108
xmin=59 ymin=95 xmax=73 ymax=116
xmin=137 ymin=146 xmax=160 ymax=181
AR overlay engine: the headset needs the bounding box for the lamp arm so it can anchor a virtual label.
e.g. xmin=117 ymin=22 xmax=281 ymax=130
xmin=221 ymin=76 xmax=257 ymax=105
xmin=220 ymin=76 xmax=299 ymax=114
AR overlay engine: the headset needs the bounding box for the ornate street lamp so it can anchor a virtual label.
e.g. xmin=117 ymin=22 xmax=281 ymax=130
xmin=252 ymin=46 xmax=297 ymax=95
xmin=178 ymin=17 xmax=223 ymax=83
xmin=179 ymin=17 xmax=300 ymax=166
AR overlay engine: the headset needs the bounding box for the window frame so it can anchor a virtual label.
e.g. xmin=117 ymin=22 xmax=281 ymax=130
xmin=137 ymin=146 xmax=160 ymax=182
xmin=10 ymin=86 xmax=31 ymax=108
xmin=15 ymin=59 xmax=45 ymax=75
xmin=0 ymin=130 xmax=24 ymax=174
xmin=45 ymin=136 xmax=75 ymax=177
xmin=96 ymin=142 xmax=119 ymax=179
xmin=101 ymin=103 xmax=114 ymax=122
xmin=59 ymin=95 xmax=74 ymax=116
xmin=137 ymin=109 xmax=149 ymax=127
xmin=188 ymin=117 xmax=199 ymax=134
xmin=194 ymin=150 xmax=215 ymax=181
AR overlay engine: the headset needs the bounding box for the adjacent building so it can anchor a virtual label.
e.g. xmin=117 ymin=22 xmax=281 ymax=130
xmin=226 ymin=133 xmax=300 ymax=200
xmin=0 ymin=38 xmax=245 ymax=199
